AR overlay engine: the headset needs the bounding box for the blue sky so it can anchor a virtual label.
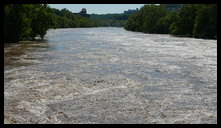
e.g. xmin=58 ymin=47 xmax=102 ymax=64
xmin=49 ymin=4 xmax=145 ymax=14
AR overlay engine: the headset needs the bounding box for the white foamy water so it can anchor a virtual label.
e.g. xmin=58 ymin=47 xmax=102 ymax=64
xmin=4 ymin=27 xmax=217 ymax=124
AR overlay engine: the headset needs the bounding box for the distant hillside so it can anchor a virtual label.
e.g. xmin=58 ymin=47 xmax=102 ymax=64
xmin=88 ymin=8 xmax=140 ymax=27
xmin=89 ymin=13 xmax=130 ymax=27
xmin=163 ymin=4 xmax=183 ymax=11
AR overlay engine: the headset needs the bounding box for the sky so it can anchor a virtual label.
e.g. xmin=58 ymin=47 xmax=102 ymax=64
xmin=49 ymin=4 xmax=145 ymax=14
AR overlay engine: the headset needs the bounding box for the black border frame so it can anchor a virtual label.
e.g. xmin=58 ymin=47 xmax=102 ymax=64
xmin=2 ymin=0 xmax=219 ymax=127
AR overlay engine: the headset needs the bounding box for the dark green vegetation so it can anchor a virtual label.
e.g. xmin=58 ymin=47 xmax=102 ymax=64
xmin=4 ymin=4 xmax=217 ymax=43
xmin=4 ymin=4 xmax=134 ymax=43
xmin=4 ymin=4 xmax=99 ymax=43
xmin=5 ymin=4 xmax=52 ymax=43
xmin=90 ymin=13 xmax=133 ymax=27
xmin=89 ymin=9 xmax=138 ymax=27
xmin=4 ymin=4 xmax=50 ymax=43
xmin=50 ymin=8 xmax=98 ymax=28
xmin=125 ymin=4 xmax=217 ymax=39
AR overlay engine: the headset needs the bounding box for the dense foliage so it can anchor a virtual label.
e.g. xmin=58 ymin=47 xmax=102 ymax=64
xmin=90 ymin=14 xmax=130 ymax=27
xmin=4 ymin=4 xmax=216 ymax=43
xmin=125 ymin=4 xmax=217 ymax=39
xmin=4 ymin=4 xmax=99 ymax=43
xmin=50 ymin=8 xmax=99 ymax=28
xmin=4 ymin=4 xmax=134 ymax=43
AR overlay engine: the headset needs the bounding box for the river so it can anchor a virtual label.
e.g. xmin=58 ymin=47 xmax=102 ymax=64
xmin=4 ymin=27 xmax=217 ymax=124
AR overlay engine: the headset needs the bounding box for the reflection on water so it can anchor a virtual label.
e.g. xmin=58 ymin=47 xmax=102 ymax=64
xmin=4 ymin=41 xmax=50 ymax=70
xmin=4 ymin=27 xmax=217 ymax=124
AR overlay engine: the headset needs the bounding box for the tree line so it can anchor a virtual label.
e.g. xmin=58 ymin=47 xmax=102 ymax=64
xmin=4 ymin=4 xmax=216 ymax=43
xmin=4 ymin=4 xmax=134 ymax=43
xmin=124 ymin=4 xmax=217 ymax=39
xmin=90 ymin=14 xmax=130 ymax=27
xmin=4 ymin=4 xmax=99 ymax=43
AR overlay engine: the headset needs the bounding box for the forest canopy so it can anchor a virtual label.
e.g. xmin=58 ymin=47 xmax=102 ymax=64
xmin=4 ymin=4 xmax=217 ymax=43
xmin=124 ymin=4 xmax=217 ymax=39
xmin=4 ymin=4 xmax=100 ymax=43
xmin=4 ymin=4 xmax=134 ymax=43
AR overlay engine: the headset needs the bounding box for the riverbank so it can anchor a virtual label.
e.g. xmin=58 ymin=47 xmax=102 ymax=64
xmin=124 ymin=4 xmax=217 ymax=40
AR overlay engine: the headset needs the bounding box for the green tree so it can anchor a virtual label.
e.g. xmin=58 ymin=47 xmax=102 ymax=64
xmin=170 ymin=4 xmax=198 ymax=36
xmin=156 ymin=11 xmax=178 ymax=34
xmin=124 ymin=4 xmax=217 ymax=39
xmin=125 ymin=13 xmax=140 ymax=31
xmin=4 ymin=5 xmax=31 ymax=43
xmin=30 ymin=5 xmax=53 ymax=39
xmin=125 ymin=5 xmax=168 ymax=33
xmin=193 ymin=4 xmax=217 ymax=39
xmin=141 ymin=5 xmax=167 ymax=33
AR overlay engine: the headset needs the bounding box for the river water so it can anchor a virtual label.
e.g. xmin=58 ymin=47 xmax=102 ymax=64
xmin=4 ymin=27 xmax=217 ymax=124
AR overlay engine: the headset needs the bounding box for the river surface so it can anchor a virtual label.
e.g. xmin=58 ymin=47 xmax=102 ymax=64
xmin=4 ymin=27 xmax=217 ymax=124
